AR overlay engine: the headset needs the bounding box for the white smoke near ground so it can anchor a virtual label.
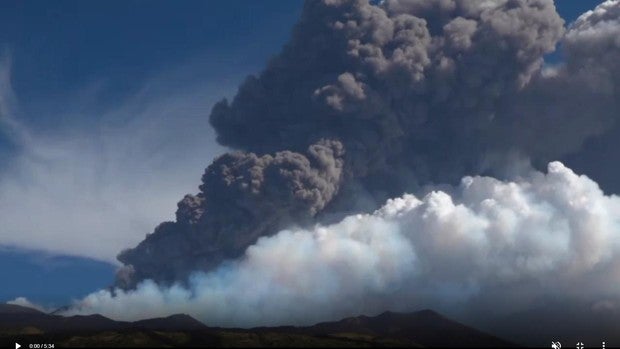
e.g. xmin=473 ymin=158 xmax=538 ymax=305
xmin=6 ymin=297 xmax=49 ymax=313
xmin=55 ymin=161 xmax=620 ymax=328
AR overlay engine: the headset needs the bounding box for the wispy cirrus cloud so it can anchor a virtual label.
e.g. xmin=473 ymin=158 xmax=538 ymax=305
xmin=0 ymin=55 xmax=234 ymax=263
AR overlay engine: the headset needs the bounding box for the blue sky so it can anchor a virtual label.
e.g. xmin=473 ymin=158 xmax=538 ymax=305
xmin=0 ymin=0 xmax=605 ymax=308
xmin=556 ymin=0 xmax=605 ymax=22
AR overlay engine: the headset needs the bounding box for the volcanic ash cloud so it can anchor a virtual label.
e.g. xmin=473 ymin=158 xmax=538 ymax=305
xmin=115 ymin=0 xmax=620 ymax=297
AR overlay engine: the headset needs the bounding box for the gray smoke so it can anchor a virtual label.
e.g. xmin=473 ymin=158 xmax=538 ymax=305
xmin=117 ymin=0 xmax=620 ymax=290
xmin=539 ymin=0 xmax=620 ymax=194
xmin=117 ymin=139 xmax=344 ymax=287
xmin=211 ymin=0 xmax=564 ymax=184
xmin=495 ymin=0 xmax=620 ymax=166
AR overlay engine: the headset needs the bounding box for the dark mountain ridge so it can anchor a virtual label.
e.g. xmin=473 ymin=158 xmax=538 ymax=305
xmin=0 ymin=304 xmax=516 ymax=347
xmin=249 ymin=310 xmax=514 ymax=348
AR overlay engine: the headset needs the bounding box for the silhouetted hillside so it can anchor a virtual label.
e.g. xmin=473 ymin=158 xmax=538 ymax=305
xmin=133 ymin=314 xmax=208 ymax=331
xmin=252 ymin=310 xmax=514 ymax=348
xmin=0 ymin=304 xmax=43 ymax=315
xmin=0 ymin=304 xmax=517 ymax=347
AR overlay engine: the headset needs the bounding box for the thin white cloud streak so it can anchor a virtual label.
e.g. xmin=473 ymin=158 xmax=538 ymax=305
xmin=0 ymin=59 xmax=231 ymax=263
xmin=0 ymin=54 xmax=32 ymax=147
xmin=60 ymin=162 xmax=620 ymax=327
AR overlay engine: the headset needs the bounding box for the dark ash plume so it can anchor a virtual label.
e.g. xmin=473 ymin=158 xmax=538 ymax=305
xmin=210 ymin=0 xmax=564 ymax=186
xmin=494 ymin=0 xmax=620 ymax=168
xmin=117 ymin=139 xmax=344 ymax=287
xmin=116 ymin=0 xmax=620 ymax=287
